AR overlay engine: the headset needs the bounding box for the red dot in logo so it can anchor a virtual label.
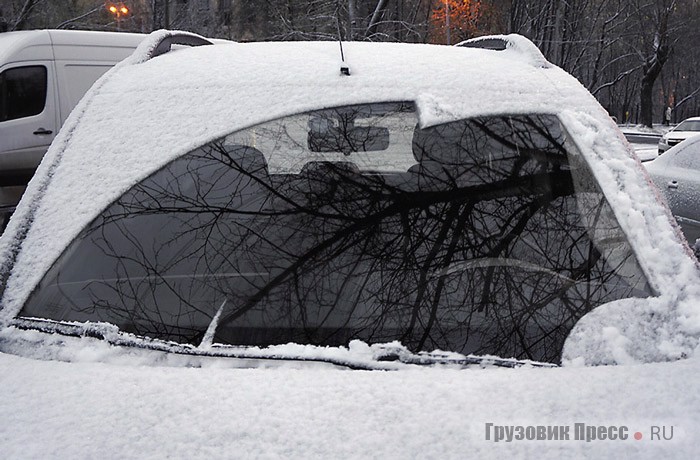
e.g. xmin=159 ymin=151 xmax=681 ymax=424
xmin=634 ymin=432 xmax=643 ymax=440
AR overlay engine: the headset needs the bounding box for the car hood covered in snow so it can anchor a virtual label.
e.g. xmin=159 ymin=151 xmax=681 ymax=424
xmin=0 ymin=349 xmax=698 ymax=459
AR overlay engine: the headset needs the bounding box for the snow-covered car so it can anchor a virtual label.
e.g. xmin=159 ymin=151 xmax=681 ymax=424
xmin=647 ymin=135 xmax=700 ymax=251
xmin=1 ymin=31 xmax=700 ymax=458
xmin=658 ymin=117 xmax=700 ymax=153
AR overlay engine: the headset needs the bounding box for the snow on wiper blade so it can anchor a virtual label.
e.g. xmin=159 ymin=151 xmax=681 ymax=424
xmin=372 ymin=345 xmax=558 ymax=368
xmin=8 ymin=320 xmax=557 ymax=369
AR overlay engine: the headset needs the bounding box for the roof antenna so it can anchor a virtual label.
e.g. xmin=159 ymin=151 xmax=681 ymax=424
xmin=336 ymin=4 xmax=350 ymax=76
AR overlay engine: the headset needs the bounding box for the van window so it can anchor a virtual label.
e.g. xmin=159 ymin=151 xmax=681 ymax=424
xmin=0 ymin=66 xmax=48 ymax=122
xmin=21 ymin=104 xmax=653 ymax=363
xmin=62 ymin=64 xmax=111 ymax=113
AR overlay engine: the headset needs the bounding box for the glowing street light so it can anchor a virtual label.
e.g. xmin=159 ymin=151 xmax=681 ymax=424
xmin=106 ymin=3 xmax=129 ymax=30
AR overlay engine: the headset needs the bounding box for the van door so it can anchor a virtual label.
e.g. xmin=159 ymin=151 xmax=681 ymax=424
xmin=54 ymin=63 xmax=114 ymax=123
xmin=0 ymin=61 xmax=58 ymax=183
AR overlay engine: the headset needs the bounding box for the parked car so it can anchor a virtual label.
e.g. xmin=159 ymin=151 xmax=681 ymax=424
xmin=1 ymin=29 xmax=697 ymax=365
xmin=658 ymin=116 xmax=700 ymax=154
xmin=647 ymin=135 xmax=700 ymax=252
xmin=0 ymin=31 xmax=699 ymax=458
xmin=0 ymin=29 xmax=146 ymax=184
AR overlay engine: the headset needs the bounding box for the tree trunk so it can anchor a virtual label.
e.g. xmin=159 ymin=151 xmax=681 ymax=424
xmin=639 ymin=3 xmax=673 ymax=128
xmin=640 ymin=77 xmax=656 ymax=128
xmin=347 ymin=0 xmax=356 ymax=40
xmin=366 ymin=0 xmax=389 ymax=39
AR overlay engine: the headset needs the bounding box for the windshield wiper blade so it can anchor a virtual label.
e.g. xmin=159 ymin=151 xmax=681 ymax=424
xmin=372 ymin=345 xmax=558 ymax=368
xmin=9 ymin=318 xmax=558 ymax=369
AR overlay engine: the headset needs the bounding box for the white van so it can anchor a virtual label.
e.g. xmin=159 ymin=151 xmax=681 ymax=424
xmin=0 ymin=29 xmax=145 ymax=184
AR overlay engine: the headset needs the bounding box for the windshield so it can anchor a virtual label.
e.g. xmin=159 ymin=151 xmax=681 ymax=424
xmin=21 ymin=102 xmax=652 ymax=363
xmin=674 ymin=120 xmax=700 ymax=132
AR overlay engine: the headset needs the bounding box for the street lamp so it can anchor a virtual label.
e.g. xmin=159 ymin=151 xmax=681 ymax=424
xmin=107 ymin=3 xmax=129 ymax=31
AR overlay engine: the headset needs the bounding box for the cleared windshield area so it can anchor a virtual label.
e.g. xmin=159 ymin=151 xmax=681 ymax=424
xmin=21 ymin=103 xmax=652 ymax=363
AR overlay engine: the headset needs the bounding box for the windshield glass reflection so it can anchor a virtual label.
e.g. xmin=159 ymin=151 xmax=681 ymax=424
xmin=22 ymin=103 xmax=652 ymax=363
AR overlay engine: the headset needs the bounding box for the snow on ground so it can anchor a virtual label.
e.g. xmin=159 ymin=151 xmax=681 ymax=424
xmin=0 ymin=351 xmax=698 ymax=459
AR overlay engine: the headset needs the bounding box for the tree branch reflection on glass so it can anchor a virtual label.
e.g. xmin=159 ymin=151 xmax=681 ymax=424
xmin=22 ymin=103 xmax=652 ymax=363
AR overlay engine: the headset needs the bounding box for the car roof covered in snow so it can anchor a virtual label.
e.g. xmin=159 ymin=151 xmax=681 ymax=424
xmin=1 ymin=31 xmax=700 ymax=366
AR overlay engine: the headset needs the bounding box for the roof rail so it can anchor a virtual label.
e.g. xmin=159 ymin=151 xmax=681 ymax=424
xmin=149 ymin=33 xmax=213 ymax=59
xmin=456 ymin=34 xmax=551 ymax=69
xmin=127 ymin=30 xmax=214 ymax=65
xmin=458 ymin=36 xmax=509 ymax=51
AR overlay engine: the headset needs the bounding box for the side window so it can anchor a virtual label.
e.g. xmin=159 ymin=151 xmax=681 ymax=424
xmin=0 ymin=66 xmax=48 ymax=122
